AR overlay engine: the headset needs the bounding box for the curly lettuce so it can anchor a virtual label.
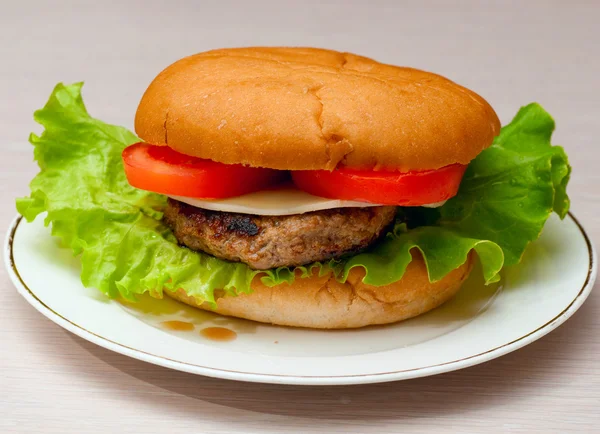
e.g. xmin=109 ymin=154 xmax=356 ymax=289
xmin=17 ymin=83 xmax=570 ymax=304
xmin=340 ymin=102 xmax=570 ymax=285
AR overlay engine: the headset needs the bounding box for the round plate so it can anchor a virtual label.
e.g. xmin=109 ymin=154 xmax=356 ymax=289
xmin=5 ymin=213 xmax=596 ymax=385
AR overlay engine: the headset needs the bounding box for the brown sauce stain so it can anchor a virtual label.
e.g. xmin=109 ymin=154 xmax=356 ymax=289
xmin=200 ymin=327 xmax=237 ymax=342
xmin=160 ymin=320 xmax=195 ymax=331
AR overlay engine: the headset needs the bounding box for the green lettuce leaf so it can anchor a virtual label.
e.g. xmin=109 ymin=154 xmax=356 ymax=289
xmin=270 ymin=103 xmax=571 ymax=286
xmin=17 ymin=83 xmax=570 ymax=305
xmin=17 ymin=83 xmax=259 ymax=304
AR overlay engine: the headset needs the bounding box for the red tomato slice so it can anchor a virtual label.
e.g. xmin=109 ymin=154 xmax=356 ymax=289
xmin=291 ymin=164 xmax=467 ymax=206
xmin=122 ymin=143 xmax=285 ymax=199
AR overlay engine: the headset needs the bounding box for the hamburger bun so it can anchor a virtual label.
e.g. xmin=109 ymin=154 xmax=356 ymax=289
xmin=166 ymin=251 xmax=474 ymax=329
xmin=135 ymin=47 xmax=500 ymax=172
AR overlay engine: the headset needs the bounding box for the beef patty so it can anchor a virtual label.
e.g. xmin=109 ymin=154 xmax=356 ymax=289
xmin=163 ymin=199 xmax=397 ymax=270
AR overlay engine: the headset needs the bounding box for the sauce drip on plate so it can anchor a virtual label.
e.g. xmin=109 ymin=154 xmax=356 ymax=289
xmin=200 ymin=327 xmax=237 ymax=342
xmin=160 ymin=320 xmax=195 ymax=331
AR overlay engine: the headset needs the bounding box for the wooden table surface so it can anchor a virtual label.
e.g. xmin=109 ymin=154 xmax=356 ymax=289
xmin=1 ymin=1 xmax=599 ymax=433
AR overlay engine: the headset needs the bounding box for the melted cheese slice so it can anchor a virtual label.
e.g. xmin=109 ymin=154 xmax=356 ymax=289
xmin=169 ymin=187 xmax=446 ymax=216
xmin=169 ymin=187 xmax=377 ymax=216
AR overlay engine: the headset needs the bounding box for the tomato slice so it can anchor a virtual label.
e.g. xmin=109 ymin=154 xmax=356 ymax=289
xmin=291 ymin=164 xmax=467 ymax=206
xmin=122 ymin=143 xmax=285 ymax=199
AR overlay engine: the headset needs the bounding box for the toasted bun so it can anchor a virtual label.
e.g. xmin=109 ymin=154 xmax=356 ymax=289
xmin=135 ymin=47 xmax=500 ymax=172
xmin=166 ymin=252 xmax=474 ymax=329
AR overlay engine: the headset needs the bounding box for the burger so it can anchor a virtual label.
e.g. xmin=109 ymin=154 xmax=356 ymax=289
xmin=17 ymin=47 xmax=571 ymax=329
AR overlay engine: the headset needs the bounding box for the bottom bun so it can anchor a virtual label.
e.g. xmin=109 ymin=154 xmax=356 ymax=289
xmin=167 ymin=252 xmax=474 ymax=329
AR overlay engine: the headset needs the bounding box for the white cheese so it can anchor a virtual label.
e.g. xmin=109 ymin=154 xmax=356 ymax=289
xmin=169 ymin=187 xmax=447 ymax=215
xmin=169 ymin=187 xmax=377 ymax=216
xmin=421 ymin=200 xmax=447 ymax=208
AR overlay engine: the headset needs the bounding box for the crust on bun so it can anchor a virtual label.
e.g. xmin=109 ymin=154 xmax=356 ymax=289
xmin=166 ymin=251 xmax=474 ymax=329
xmin=135 ymin=47 xmax=500 ymax=172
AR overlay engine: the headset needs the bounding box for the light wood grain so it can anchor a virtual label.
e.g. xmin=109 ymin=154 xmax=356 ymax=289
xmin=1 ymin=1 xmax=599 ymax=433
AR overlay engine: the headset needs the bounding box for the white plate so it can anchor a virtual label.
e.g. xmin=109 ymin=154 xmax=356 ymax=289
xmin=5 ymin=213 xmax=596 ymax=385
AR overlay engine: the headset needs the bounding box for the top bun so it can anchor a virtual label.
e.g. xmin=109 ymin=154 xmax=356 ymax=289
xmin=135 ymin=47 xmax=500 ymax=171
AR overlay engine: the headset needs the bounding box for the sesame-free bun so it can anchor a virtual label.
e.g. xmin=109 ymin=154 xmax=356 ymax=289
xmin=135 ymin=47 xmax=500 ymax=172
xmin=166 ymin=252 xmax=474 ymax=329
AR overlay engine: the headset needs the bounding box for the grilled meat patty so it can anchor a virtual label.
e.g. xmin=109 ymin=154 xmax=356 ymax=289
xmin=163 ymin=199 xmax=397 ymax=270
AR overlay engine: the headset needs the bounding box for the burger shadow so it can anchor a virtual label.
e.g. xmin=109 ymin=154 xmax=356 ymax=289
xmin=64 ymin=294 xmax=595 ymax=422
